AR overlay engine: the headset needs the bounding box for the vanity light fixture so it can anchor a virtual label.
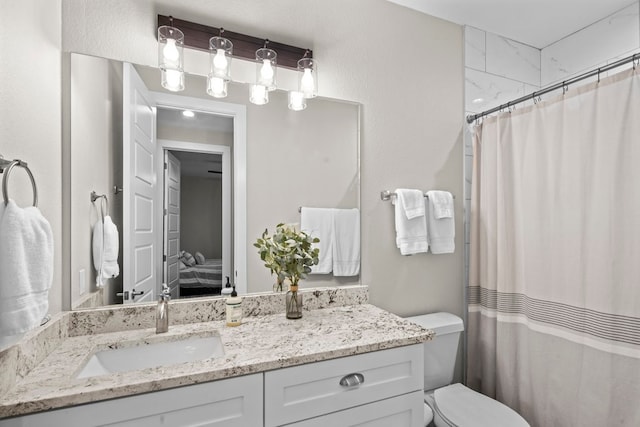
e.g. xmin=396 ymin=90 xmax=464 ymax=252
xmin=207 ymin=30 xmax=233 ymax=98
xmin=298 ymin=51 xmax=317 ymax=99
xmin=256 ymin=42 xmax=277 ymax=91
xmin=156 ymin=15 xmax=316 ymax=109
xmin=157 ymin=18 xmax=185 ymax=92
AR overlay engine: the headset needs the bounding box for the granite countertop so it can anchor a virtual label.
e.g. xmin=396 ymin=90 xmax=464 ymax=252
xmin=0 ymin=304 xmax=433 ymax=419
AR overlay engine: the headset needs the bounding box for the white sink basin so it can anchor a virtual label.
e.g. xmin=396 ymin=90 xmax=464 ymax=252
xmin=76 ymin=334 xmax=224 ymax=379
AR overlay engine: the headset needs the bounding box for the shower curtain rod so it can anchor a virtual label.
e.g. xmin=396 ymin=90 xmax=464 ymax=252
xmin=466 ymin=52 xmax=640 ymax=124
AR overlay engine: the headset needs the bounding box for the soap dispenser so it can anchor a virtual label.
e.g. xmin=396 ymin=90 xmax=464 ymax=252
xmin=156 ymin=284 xmax=170 ymax=333
xmin=221 ymin=276 xmax=233 ymax=296
xmin=226 ymin=286 xmax=242 ymax=327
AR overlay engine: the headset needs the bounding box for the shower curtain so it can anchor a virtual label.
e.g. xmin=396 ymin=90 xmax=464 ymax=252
xmin=467 ymin=68 xmax=640 ymax=427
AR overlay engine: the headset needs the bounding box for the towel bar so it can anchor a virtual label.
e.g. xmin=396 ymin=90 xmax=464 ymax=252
xmin=380 ymin=190 xmax=455 ymax=201
xmin=0 ymin=156 xmax=38 ymax=207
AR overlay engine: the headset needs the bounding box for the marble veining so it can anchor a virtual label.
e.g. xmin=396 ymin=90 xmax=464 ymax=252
xmin=486 ymin=32 xmax=541 ymax=87
xmin=68 ymin=285 xmax=368 ymax=336
xmin=541 ymin=2 xmax=640 ymax=86
xmin=0 ymin=304 xmax=433 ymax=419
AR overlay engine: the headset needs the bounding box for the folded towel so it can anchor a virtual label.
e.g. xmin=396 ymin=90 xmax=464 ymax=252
xmin=92 ymin=216 xmax=120 ymax=287
xmin=332 ymin=208 xmax=360 ymax=276
xmin=426 ymin=191 xmax=455 ymax=254
xmin=301 ymin=207 xmax=334 ymax=274
xmin=393 ymin=189 xmax=429 ymax=255
xmin=428 ymin=190 xmax=454 ymax=219
xmin=0 ymin=200 xmax=53 ymax=340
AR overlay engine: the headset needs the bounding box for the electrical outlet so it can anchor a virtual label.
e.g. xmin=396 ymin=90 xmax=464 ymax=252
xmin=79 ymin=269 xmax=86 ymax=295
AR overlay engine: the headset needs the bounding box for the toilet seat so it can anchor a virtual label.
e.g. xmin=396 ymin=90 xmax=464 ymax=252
xmin=428 ymin=383 xmax=529 ymax=427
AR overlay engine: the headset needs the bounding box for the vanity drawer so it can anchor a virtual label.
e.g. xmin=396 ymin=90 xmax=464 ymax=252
xmin=264 ymin=344 xmax=423 ymax=427
xmin=286 ymin=390 xmax=424 ymax=427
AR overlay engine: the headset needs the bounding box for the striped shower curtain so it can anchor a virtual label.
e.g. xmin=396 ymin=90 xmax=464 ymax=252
xmin=467 ymin=68 xmax=640 ymax=427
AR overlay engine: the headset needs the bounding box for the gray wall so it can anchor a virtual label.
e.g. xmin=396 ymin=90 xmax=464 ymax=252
xmin=1 ymin=1 xmax=63 ymax=313
xmin=180 ymin=175 xmax=223 ymax=259
xmin=56 ymin=0 xmax=463 ymax=318
xmin=69 ymin=54 xmax=123 ymax=307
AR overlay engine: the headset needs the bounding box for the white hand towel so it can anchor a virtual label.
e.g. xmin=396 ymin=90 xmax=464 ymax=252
xmin=332 ymin=208 xmax=360 ymax=276
xmin=393 ymin=189 xmax=429 ymax=255
xmin=93 ymin=215 xmax=120 ymax=287
xmin=300 ymin=207 xmax=334 ymax=274
xmin=0 ymin=200 xmax=53 ymax=339
xmin=428 ymin=190 xmax=454 ymax=219
xmin=426 ymin=191 xmax=455 ymax=254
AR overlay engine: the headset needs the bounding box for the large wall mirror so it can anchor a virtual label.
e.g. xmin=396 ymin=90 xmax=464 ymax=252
xmin=69 ymin=53 xmax=361 ymax=309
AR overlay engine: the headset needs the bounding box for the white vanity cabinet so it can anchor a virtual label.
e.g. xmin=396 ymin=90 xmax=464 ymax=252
xmin=265 ymin=344 xmax=424 ymax=427
xmin=1 ymin=373 xmax=263 ymax=427
xmin=2 ymin=345 xmax=424 ymax=427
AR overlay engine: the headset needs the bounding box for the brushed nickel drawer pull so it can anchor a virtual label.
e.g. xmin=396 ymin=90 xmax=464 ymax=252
xmin=339 ymin=373 xmax=365 ymax=387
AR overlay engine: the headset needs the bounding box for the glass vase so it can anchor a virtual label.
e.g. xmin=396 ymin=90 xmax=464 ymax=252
xmin=286 ymin=284 xmax=303 ymax=319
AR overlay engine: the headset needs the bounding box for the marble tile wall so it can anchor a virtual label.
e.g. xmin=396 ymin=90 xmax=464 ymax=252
xmin=463 ymin=2 xmax=640 ymax=298
xmin=463 ymin=26 xmax=542 ymax=298
xmin=541 ymin=2 xmax=640 ymax=87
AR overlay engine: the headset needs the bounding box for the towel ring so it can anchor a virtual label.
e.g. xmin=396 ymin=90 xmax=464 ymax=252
xmin=2 ymin=160 xmax=38 ymax=207
xmin=91 ymin=191 xmax=109 ymax=222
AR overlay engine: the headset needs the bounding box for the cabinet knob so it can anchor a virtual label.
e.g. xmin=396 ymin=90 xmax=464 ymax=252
xmin=339 ymin=373 xmax=365 ymax=388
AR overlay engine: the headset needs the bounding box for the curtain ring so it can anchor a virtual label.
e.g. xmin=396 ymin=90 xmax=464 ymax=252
xmin=2 ymin=160 xmax=38 ymax=207
xmin=562 ymin=82 xmax=568 ymax=94
xmin=597 ymin=68 xmax=601 ymax=83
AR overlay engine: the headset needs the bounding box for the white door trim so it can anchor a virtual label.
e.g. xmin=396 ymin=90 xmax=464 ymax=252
xmin=157 ymin=140 xmax=231 ymax=290
xmin=151 ymin=92 xmax=247 ymax=294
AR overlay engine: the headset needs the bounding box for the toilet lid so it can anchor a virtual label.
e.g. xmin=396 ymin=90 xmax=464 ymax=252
xmin=433 ymin=384 xmax=529 ymax=427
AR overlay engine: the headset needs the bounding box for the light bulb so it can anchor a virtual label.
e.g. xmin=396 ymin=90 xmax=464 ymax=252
xmin=208 ymin=76 xmax=227 ymax=98
xmin=260 ymin=59 xmax=274 ymax=84
xmin=163 ymin=38 xmax=180 ymax=64
xmin=163 ymin=69 xmax=183 ymax=91
xmin=301 ymin=68 xmax=315 ymax=95
xmin=213 ymin=49 xmax=228 ymax=73
xmin=250 ymin=85 xmax=269 ymax=105
xmin=288 ymin=91 xmax=307 ymax=111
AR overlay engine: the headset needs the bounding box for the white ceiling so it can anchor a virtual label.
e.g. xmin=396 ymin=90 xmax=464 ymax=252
xmin=387 ymin=0 xmax=637 ymax=48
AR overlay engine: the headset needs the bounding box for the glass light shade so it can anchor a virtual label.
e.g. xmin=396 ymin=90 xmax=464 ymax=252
xmin=288 ymin=91 xmax=307 ymax=111
xmin=298 ymin=57 xmax=318 ymax=99
xmin=158 ymin=25 xmax=184 ymax=72
xmin=249 ymin=84 xmax=269 ymax=105
xmin=207 ymin=76 xmax=228 ymax=98
xmin=161 ymin=68 xmax=185 ymax=92
xmin=209 ymin=36 xmax=233 ymax=81
xmin=255 ymin=48 xmax=277 ymax=91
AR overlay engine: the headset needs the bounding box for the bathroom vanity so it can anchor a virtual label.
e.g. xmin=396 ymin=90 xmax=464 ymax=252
xmin=0 ymin=288 xmax=433 ymax=426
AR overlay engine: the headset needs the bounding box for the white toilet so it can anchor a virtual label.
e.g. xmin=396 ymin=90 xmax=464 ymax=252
xmin=406 ymin=312 xmax=530 ymax=427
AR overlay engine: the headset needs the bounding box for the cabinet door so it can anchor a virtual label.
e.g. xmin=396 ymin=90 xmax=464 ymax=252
xmin=265 ymin=345 xmax=423 ymax=427
xmin=1 ymin=374 xmax=262 ymax=427
xmin=286 ymin=390 xmax=424 ymax=427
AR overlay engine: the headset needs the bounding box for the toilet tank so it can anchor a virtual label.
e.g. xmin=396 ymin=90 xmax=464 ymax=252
xmin=406 ymin=312 xmax=464 ymax=391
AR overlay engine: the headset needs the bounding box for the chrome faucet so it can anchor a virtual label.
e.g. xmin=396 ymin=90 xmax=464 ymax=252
xmin=156 ymin=284 xmax=170 ymax=333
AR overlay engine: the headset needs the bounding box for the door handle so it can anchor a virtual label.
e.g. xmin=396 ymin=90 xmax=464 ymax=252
xmin=131 ymin=289 xmax=144 ymax=297
xmin=339 ymin=373 xmax=365 ymax=388
xmin=116 ymin=291 xmax=129 ymax=300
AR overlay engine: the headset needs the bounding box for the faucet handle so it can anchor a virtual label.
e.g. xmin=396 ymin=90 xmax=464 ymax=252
xmin=160 ymin=284 xmax=171 ymax=301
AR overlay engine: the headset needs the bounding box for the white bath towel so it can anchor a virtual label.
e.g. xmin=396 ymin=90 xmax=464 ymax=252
xmin=92 ymin=215 xmax=120 ymax=287
xmin=426 ymin=191 xmax=455 ymax=254
xmin=301 ymin=207 xmax=334 ymax=274
xmin=0 ymin=200 xmax=53 ymax=339
xmin=428 ymin=190 xmax=454 ymax=219
xmin=393 ymin=189 xmax=429 ymax=255
xmin=332 ymin=208 xmax=360 ymax=276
